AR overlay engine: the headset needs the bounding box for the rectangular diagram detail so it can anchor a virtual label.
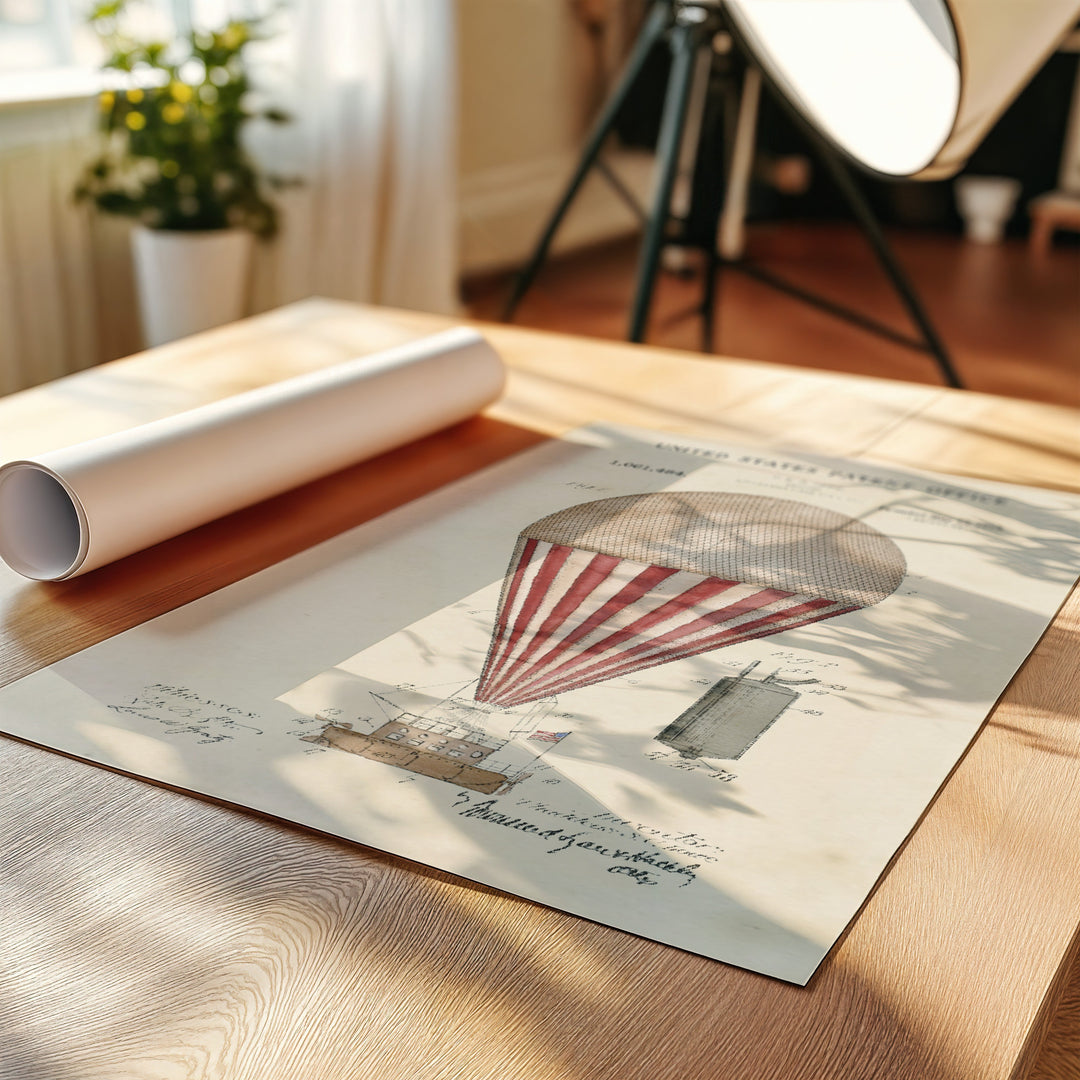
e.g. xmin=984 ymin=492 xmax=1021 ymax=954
xmin=303 ymin=722 xmax=509 ymax=793
xmin=656 ymin=674 xmax=798 ymax=760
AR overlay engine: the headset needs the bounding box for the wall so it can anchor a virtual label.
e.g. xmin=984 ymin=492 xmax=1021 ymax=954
xmin=456 ymin=0 xmax=652 ymax=276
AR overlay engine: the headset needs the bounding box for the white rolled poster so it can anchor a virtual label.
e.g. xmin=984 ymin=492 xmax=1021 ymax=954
xmin=0 ymin=327 xmax=504 ymax=580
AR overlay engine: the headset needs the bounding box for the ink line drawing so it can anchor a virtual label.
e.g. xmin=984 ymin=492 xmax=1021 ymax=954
xmin=301 ymin=681 xmax=573 ymax=794
xmin=304 ymin=492 xmax=903 ymax=790
xmin=475 ymin=492 xmax=905 ymax=708
xmin=656 ymin=661 xmax=808 ymax=761
xmin=304 ymin=718 xmax=510 ymax=793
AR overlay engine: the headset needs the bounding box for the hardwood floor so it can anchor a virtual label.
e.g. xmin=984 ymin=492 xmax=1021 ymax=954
xmin=465 ymin=222 xmax=1080 ymax=408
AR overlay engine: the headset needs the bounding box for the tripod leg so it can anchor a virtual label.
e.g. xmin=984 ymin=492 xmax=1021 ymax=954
xmin=700 ymin=60 xmax=746 ymax=352
xmin=628 ymin=16 xmax=707 ymax=343
xmin=662 ymin=41 xmax=714 ymax=274
xmin=717 ymin=66 xmax=761 ymax=261
xmin=701 ymin=247 xmax=719 ymax=351
xmin=502 ymin=0 xmax=672 ymax=321
xmin=813 ymin=141 xmax=964 ymax=389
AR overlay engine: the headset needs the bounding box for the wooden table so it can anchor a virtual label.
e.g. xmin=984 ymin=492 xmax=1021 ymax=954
xmin=1 ymin=298 xmax=1078 ymax=1080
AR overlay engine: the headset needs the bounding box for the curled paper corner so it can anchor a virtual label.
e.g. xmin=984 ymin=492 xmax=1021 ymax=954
xmin=0 ymin=461 xmax=89 ymax=580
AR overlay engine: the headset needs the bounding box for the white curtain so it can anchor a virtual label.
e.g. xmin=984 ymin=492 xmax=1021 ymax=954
xmin=0 ymin=98 xmax=131 ymax=397
xmin=251 ymin=0 xmax=461 ymax=317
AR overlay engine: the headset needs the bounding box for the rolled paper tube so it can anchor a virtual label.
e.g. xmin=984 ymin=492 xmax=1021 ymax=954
xmin=0 ymin=327 xmax=505 ymax=581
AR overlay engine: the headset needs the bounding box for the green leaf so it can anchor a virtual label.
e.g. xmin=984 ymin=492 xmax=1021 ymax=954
xmin=76 ymin=3 xmax=296 ymax=237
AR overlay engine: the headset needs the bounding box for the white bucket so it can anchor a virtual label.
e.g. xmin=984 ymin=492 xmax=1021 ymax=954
xmin=954 ymin=176 xmax=1022 ymax=244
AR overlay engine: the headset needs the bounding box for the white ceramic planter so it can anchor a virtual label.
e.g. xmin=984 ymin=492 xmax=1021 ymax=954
xmin=131 ymin=225 xmax=254 ymax=347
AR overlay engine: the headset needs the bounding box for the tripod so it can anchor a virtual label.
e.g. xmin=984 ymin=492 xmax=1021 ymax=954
xmin=502 ymin=0 xmax=964 ymax=390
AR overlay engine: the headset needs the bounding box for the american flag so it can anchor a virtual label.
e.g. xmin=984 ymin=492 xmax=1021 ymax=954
xmin=529 ymin=730 xmax=570 ymax=743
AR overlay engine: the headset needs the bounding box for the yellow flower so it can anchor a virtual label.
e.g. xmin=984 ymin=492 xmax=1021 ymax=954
xmin=170 ymin=82 xmax=194 ymax=103
xmin=99 ymin=91 xmax=115 ymax=111
xmin=125 ymin=112 xmax=146 ymax=131
xmin=220 ymin=24 xmax=246 ymax=50
xmin=126 ymin=88 xmax=144 ymax=105
xmin=161 ymin=160 xmax=180 ymax=178
xmin=162 ymin=102 xmax=186 ymax=124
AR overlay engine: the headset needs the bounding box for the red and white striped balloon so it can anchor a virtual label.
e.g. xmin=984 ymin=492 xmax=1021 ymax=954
xmin=475 ymin=493 xmax=904 ymax=708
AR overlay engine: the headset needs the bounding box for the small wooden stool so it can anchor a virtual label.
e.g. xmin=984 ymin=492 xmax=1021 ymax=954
xmin=1028 ymin=190 xmax=1080 ymax=254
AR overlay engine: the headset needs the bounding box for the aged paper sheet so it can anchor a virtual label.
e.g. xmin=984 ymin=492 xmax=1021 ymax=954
xmin=2 ymin=426 xmax=1078 ymax=984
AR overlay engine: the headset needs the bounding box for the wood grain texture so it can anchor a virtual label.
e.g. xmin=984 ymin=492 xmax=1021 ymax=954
xmin=1 ymin=298 xmax=1078 ymax=1080
xmin=1031 ymin=947 xmax=1080 ymax=1080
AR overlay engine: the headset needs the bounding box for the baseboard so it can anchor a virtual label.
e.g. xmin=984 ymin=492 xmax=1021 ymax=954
xmin=458 ymin=148 xmax=655 ymax=277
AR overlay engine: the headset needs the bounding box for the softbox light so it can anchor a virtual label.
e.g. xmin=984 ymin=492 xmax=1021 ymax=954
xmin=724 ymin=0 xmax=1080 ymax=179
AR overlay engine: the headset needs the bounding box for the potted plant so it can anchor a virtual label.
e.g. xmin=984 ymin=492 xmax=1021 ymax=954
xmin=75 ymin=0 xmax=289 ymax=347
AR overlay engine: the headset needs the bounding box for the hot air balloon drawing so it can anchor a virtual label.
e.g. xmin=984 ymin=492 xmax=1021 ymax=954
xmin=474 ymin=492 xmax=905 ymax=708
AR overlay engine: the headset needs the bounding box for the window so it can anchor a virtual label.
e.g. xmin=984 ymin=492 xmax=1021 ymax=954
xmin=0 ymin=0 xmax=258 ymax=103
xmin=0 ymin=0 xmax=80 ymax=72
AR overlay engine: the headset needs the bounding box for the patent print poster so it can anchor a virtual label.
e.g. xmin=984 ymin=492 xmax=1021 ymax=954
xmin=2 ymin=427 xmax=1079 ymax=984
